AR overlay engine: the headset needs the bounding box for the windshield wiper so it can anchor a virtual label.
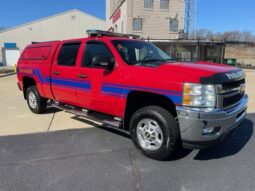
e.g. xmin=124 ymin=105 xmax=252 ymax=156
xmin=141 ymin=58 xmax=175 ymax=63
xmin=132 ymin=58 xmax=174 ymax=66
xmin=140 ymin=59 xmax=166 ymax=63
xmin=164 ymin=58 xmax=175 ymax=61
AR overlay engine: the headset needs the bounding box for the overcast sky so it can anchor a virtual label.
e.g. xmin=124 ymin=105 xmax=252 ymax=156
xmin=0 ymin=0 xmax=254 ymax=33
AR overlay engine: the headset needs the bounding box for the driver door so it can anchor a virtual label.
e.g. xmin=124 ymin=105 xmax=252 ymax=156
xmin=76 ymin=40 xmax=123 ymax=116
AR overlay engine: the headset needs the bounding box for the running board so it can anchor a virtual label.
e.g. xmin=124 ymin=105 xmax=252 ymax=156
xmin=50 ymin=102 xmax=122 ymax=129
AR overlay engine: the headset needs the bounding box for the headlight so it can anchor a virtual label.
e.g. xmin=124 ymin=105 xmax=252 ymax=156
xmin=183 ymin=83 xmax=216 ymax=108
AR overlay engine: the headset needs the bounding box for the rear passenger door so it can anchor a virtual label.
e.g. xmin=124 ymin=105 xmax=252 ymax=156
xmin=51 ymin=41 xmax=82 ymax=105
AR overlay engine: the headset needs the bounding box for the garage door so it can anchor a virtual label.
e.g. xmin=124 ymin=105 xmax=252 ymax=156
xmin=5 ymin=49 xmax=20 ymax=66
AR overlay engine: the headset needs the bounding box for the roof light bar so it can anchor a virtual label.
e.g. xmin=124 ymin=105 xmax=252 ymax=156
xmin=86 ymin=30 xmax=140 ymax=39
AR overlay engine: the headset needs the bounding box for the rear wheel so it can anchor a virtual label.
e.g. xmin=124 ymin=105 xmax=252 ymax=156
xmin=26 ymin=86 xmax=47 ymax=114
xmin=130 ymin=106 xmax=180 ymax=160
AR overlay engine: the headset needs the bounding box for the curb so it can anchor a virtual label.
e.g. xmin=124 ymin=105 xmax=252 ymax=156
xmin=0 ymin=73 xmax=16 ymax=78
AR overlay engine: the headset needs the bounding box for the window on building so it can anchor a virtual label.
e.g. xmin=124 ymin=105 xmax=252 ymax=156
xmin=82 ymin=42 xmax=114 ymax=68
xmin=57 ymin=42 xmax=81 ymax=66
xmin=133 ymin=18 xmax=142 ymax=31
xmin=170 ymin=18 xmax=179 ymax=32
xmin=144 ymin=0 xmax=153 ymax=9
xmin=160 ymin=0 xmax=169 ymax=10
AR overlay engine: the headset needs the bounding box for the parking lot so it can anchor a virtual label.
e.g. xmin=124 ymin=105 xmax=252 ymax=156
xmin=0 ymin=70 xmax=254 ymax=191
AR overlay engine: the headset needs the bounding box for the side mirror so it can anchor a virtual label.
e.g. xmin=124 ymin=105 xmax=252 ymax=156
xmin=92 ymin=55 xmax=115 ymax=70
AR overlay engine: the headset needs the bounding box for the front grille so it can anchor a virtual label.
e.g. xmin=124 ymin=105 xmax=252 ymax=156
xmin=223 ymin=93 xmax=244 ymax=108
xmin=221 ymin=79 xmax=245 ymax=91
xmin=217 ymin=78 xmax=245 ymax=109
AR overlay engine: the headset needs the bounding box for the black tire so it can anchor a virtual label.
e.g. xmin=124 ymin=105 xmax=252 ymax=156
xmin=26 ymin=86 xmax=47 ymax=114
xmin=130 ymin=106 xmax=180 ymax=160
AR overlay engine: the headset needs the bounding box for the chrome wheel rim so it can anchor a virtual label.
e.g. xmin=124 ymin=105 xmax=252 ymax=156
xmin=28 ymin=92 xmax=37 ymax=109
xmin=136 ymin=118 xmax=163 ymax=151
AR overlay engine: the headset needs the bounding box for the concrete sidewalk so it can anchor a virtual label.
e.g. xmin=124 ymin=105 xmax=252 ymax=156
xmin=0 ymin=66 xmax=16 ymax=78
xmin=0 ymin=69 xmax=254 ymax=136
xmin=244 ymin=69 xmax=255 ymax=112
xmin=0 ymin=75 xmax=93 ymax=136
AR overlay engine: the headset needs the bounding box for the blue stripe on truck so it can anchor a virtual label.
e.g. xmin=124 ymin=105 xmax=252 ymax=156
xmin=101 ymin=84 xmax=182 ymax=104
xmin=20 ymin=67 xmax=183 ymax=104
xmin=46 ymin=78 xmax=91 ymax=91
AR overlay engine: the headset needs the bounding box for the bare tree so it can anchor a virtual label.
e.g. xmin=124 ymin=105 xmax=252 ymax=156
xmin=241 ymin=31 xmax=255 ymax=42
xmin=189 ymin=29 xmax=255 ymax=42
xmin=222 ymin=31 xmax=242 ymax=41
xmin=189 ymin=29 xmax=213 ymax=40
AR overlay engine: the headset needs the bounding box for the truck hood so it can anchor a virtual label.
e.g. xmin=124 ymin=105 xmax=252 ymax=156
xmin=158 ymin=62 xmax=245 ymax=84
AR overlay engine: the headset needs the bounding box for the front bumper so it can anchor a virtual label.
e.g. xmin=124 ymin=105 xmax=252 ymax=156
xmin=176 ymin=94 xmax=248 ymax=149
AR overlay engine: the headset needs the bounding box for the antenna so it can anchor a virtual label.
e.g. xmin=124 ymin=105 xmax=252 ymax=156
xmin=184 ymin=0 xmax=197 ymax=39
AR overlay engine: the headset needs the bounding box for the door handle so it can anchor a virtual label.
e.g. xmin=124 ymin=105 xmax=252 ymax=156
xmin=53 ymin=71 xmax=60 ymax=75
xmin=77 ymin=74 xmax=87 ymax=79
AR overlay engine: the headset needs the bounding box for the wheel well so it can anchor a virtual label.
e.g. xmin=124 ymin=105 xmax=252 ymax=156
xmin=23 ymin=77 xmax=36 ymax=99
xmin=124 ymin=91 xmax=177 ymax=130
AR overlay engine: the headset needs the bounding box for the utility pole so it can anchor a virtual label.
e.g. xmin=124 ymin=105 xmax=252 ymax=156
xmin=184 ymin=0 xmax=196 ymax=39
xmin=194 ymin=0 xmax=197 ymax=39
xmin=186 ymin=0 xmax=191 ymax=39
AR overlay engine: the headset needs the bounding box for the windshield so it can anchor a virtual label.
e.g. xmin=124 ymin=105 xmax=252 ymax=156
xmin=112 ymin=40 xmax=174 ymax=66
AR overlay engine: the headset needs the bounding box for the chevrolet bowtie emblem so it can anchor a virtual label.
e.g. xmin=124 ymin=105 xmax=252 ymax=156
xmin=239 ymin=84 xmax=246 ymax=93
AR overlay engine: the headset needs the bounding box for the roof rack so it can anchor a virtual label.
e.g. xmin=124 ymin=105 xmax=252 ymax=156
xmin=86 ymin=30 xmax=140 ymax=39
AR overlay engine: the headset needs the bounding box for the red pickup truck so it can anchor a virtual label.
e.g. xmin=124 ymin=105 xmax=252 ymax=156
xmin=17 ymin=30 xmax=248 ymax=160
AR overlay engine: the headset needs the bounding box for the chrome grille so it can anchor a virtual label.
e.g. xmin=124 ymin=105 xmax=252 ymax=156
xmin=221 ymin=79 xmax=245 ymax=91
xmin=223 ymin=93 xmax=244 ymax=108
xmin=216 ymin=79 xmax=245 ymax=110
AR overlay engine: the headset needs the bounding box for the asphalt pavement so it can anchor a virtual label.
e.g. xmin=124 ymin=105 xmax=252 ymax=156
xmin=0 ymin=114 xmax=254 ymax=191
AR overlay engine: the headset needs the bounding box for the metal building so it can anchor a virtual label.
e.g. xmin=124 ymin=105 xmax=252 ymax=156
xmin=0 ymin=9 xmax=106 ymax=66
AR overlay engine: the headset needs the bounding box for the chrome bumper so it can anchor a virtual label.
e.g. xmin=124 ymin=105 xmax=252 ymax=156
xmin=176 ymin=94 xmax=248 ymax=149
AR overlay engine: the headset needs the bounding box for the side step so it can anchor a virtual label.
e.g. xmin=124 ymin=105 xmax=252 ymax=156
xmin=50 ymin=102 xmax=123 ymax=129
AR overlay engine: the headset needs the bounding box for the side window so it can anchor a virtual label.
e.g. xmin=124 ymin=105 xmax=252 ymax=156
xmin=144 ymin=0 xmax=153 ymax=9
xmin=170 ymin=18 xmax=179 ymax=32
xmin=57 ymin=42 xmax=81 ymax=66
xmin=82 ymin=42 xmax=113 ymax=67
xmin=21 ymin=46 xmax=51 ymax=60
xmin=160 ymin=0 xmax=169 ymax=10
xmin=133 ymin=18 xmax=142 ymax=31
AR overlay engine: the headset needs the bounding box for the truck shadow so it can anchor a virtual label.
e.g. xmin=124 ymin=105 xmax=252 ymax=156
xmin=193 ymin=118 xmax=253 ymax=160
xmin=42 ymin=107 xmax=61 ymax=114
xmin=72 ymin=115 xmax=253 ymax=161
xmin=71 ymin=116 xmax=131 ymax=139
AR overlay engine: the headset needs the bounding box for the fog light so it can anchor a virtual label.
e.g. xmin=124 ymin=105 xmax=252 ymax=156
xmin=202 ymin=126 xmax=221 ymax=136
xmin=178 ymin=110 xmax=188 ymax=117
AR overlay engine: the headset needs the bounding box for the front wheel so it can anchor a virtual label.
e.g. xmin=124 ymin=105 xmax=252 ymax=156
xmin=26 ymin=86 xmax=47 ymax=114
xmin=130 ymin=106 xmax=180 ymax=160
